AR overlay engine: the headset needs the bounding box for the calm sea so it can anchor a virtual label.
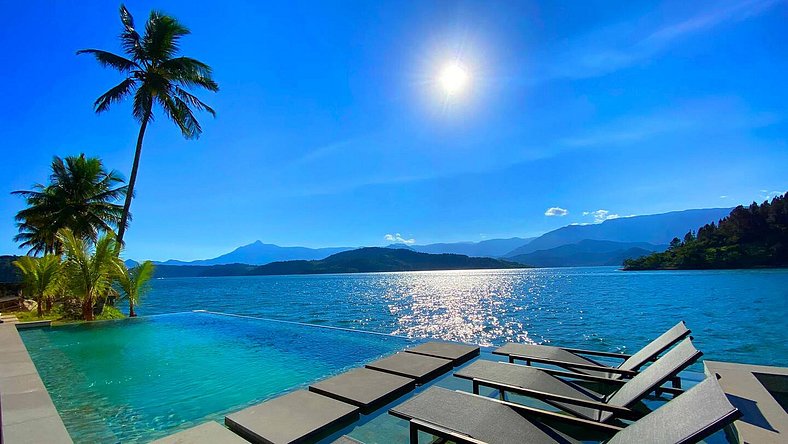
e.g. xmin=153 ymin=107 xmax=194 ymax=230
xmin=138 ymin=266 xmax=788 ymax=367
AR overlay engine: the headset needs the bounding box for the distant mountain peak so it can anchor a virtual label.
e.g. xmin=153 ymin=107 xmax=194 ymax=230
xmin=505 ymin=207 xmax=734 ymax=257
xmin=386 ymin=243 xmax=415 ymax=250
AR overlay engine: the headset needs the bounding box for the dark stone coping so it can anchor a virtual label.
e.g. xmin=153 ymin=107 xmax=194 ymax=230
xmin=225 ymin=390 xmax=359 ymax=444
xmin=365 ymin=352 xmax=453 ymax=383
xmin=309 ymin=367 xmax=415 ymax=413
xmin=15 ymin=320 xmax=52 ymax=330
xmin=404 ymin=341 xmax=480 ymax=365
xmin=150 ymin=421 xmax=248 ymax=444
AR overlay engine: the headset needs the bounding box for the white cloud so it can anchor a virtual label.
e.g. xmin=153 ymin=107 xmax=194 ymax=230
xmin=544 ymin=207 xmax=569 ymax=217
xmin=760 ymin=190 xmax=786 ymax=201
xmin=583 ymin=209 xmax=621 ymax=223
xmin=719 ymin=195 xmax=728 ymax=199
xmin=384 ymin=233 xmax=415 ymax=245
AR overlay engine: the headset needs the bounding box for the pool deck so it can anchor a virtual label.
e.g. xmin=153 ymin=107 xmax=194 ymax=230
xmin=0 ymin=324 xmax=71 ymax=444
xmin=705 ymin=360 xmax=788 ymax=444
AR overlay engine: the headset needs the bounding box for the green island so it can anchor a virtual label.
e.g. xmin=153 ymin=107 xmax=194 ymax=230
xmin=623 ymin=193 xmax=788 ymax=270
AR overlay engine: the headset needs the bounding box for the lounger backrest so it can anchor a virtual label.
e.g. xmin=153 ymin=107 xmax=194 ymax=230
xmin=606 ymin=377 xmax=740 ymax=444
xmin=600 ymin=338 xmax=701 ymax=422
xmin=619 ymin=321 xmax=691 ymax=372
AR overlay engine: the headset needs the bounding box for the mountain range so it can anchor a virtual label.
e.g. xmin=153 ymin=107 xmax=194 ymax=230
xmin=509 ymin=240 xmax=665 ymax=268
xmin=152 ymin=247 xmax=523 ymax=278
xmin=153 ymin=237 xmax=534 ymax=266
xmin=154 ymin=241 xmax=351 ymax=266
xmin=504 ymin=208 xmax=732 ymax=257
xmin=147 ymin=207 xmax=732 ymax=268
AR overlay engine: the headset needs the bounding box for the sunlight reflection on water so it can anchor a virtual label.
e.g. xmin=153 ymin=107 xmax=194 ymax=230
xmin=383 ymin=270 xmax=532 ymax=345
xmin=140 ymin=267 xmax=788 ymax=366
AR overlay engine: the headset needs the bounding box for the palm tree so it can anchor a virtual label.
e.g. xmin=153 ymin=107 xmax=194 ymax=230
xmin=78 ymin=4 xmax=218 ymax=245
xmin=13 ymin=155 xmax=127 ymax=254
xmin=12 ymin=255 xmax=62 ymax=317
xmin=114 ymin=260 xmax=155 ymax=317
xmin=58 ymin=229 xmax=121 ymax=321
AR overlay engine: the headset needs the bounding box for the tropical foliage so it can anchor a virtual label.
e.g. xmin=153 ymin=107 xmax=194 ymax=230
xmin=115 ymin=260 xmax=155 ymax=317
xmin=13 ymin=155 xmax=127 ymax=255
xmin=78 ymin=4 xmax=218 ymax=244
xmin=58 ymin=229 xmax=122 ymax=321
xmin=624 ymin=193 xmax=788 ymax=270
xmin=12 ymin=255 xmax=62 ymax=317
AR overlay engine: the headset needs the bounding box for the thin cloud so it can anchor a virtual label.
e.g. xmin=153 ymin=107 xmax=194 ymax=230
xmin=583 ymin=209 xmax=621 ymax=223
xmin=760 ymin=190 xmax=786 ymax=201
xmin=384 ymin=233 xmax=415 ymax=245
xmin=544 ymin=207 xmax=569 ymax=217
xmin=541 ymin=0 xmax=781 ymax=81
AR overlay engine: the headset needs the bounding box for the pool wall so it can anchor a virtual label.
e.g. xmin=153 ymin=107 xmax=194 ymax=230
xmin=0 ymin=323 xmax=71 ymax=443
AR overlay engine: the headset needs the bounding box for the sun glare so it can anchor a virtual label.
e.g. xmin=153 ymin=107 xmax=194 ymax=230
xmin=439 ymin=63 xmax=469 ymax=95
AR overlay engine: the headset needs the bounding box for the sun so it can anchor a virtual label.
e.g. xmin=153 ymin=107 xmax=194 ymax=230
xmin=439 ymin=63 xmax=469 ymax=95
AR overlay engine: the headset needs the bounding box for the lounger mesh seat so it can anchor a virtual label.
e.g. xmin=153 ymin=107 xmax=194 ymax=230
xmin=457 ymin=338 xmax=702 ymax=423
xmin=390 ymin=377 xmax=740 ymax=444
xmin=494 ymin=321 xmax=690 ymax=379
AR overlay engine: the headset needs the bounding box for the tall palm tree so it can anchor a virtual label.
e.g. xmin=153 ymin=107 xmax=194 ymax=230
xmin=12 ymin=255 xmax=62 ymax=317
xmin=114 ymin=260 xmax=155 ymax=317
xmin=78 ymin=4 xmax=218 ymax=245
xmin=58 ymin=229 xmax=121 ymax=321
xmin=13 ymin=155 xmax=127 ymax=254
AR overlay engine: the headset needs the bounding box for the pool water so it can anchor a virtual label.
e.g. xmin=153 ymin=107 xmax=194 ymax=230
xmin=19 ymin=312 xmax=414 ymax=443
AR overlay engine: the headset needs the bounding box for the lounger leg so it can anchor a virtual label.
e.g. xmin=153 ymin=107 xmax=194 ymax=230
xmin=671 ymin=376 xmax=681 ymax=389
xmin=472 ymin=380 xmax=480 ymax=395
xmin=409 ymin=421 xmax=419 ymax=444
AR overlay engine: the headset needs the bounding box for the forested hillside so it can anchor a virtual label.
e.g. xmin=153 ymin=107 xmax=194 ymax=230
xmin=624 ymin=193 xmax=787 ymax=270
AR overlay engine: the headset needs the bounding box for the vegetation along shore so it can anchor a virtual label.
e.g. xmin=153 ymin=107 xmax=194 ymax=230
xmin=624 ymin=193 xmax=787 ymax=270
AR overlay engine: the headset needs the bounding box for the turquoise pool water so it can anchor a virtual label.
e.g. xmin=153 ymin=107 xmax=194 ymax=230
xmin=138 ymin=267 xmax=788 ymax=367
xmin=20 ymin=312 xmax=414 ymax=443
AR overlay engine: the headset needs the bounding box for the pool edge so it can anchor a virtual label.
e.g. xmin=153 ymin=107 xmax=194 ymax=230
xmin=0 ymin=324 xmax=72 ymax=443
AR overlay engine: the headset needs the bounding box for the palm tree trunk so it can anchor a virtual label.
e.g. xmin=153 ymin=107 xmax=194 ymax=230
xmin=117 ymin=107 xmax=152 ymax=245
xmin=129 ymin=298 xmax=136 ymax=317
xmin=83 ymin=298 xmax=94 ymax=321
xmin=37 ymin=293 xmax=43 ymax=317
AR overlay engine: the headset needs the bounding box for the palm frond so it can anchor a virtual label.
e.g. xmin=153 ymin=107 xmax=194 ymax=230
xmin=142 ymin=11 xmax=190 ymax=62
xmin=13 ymin=156 xmax=128 ymax=253
xmin=119 ymin=4 xmax=144 ymax=61
xmin=115 ymin=260 xmax=155 ymax=304
xmin=158 ymin=57 xmax=219 ymax=92
xmin=75 ymin=49 xmax=140 ymax=73
xmin=158 ymin=94 xmax=201 ymax=138
xmin=94 ymin=78 xmax=137 ymax=113
xmin=132 ymin=85 xmax=154 ymax=122
xmin=173 ymin=86 xmax=215 ymax=116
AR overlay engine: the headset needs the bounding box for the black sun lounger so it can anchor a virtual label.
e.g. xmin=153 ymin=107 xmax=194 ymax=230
xmin=493 ymin=321 xmax=691 ymax=382
xmin=389 ymin=376 xmax=741 ymax=444
xmin=456 ymin=338 xmax=702 ymax=423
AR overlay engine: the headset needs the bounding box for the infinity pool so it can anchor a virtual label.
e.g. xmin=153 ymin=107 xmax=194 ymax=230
xmin=20 ymin=311 xmax=415 ymax=443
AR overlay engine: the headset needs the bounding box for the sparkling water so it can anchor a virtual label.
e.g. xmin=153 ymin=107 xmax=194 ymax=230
xmin=20 ymin=266 xmax=788 ymax=442
xmin=138 ymin=267 xmax=788 ymax=367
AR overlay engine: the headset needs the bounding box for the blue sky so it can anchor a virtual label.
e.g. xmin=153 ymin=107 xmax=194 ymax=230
xmin=1 ymin=0 xmax=786 ymax=261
